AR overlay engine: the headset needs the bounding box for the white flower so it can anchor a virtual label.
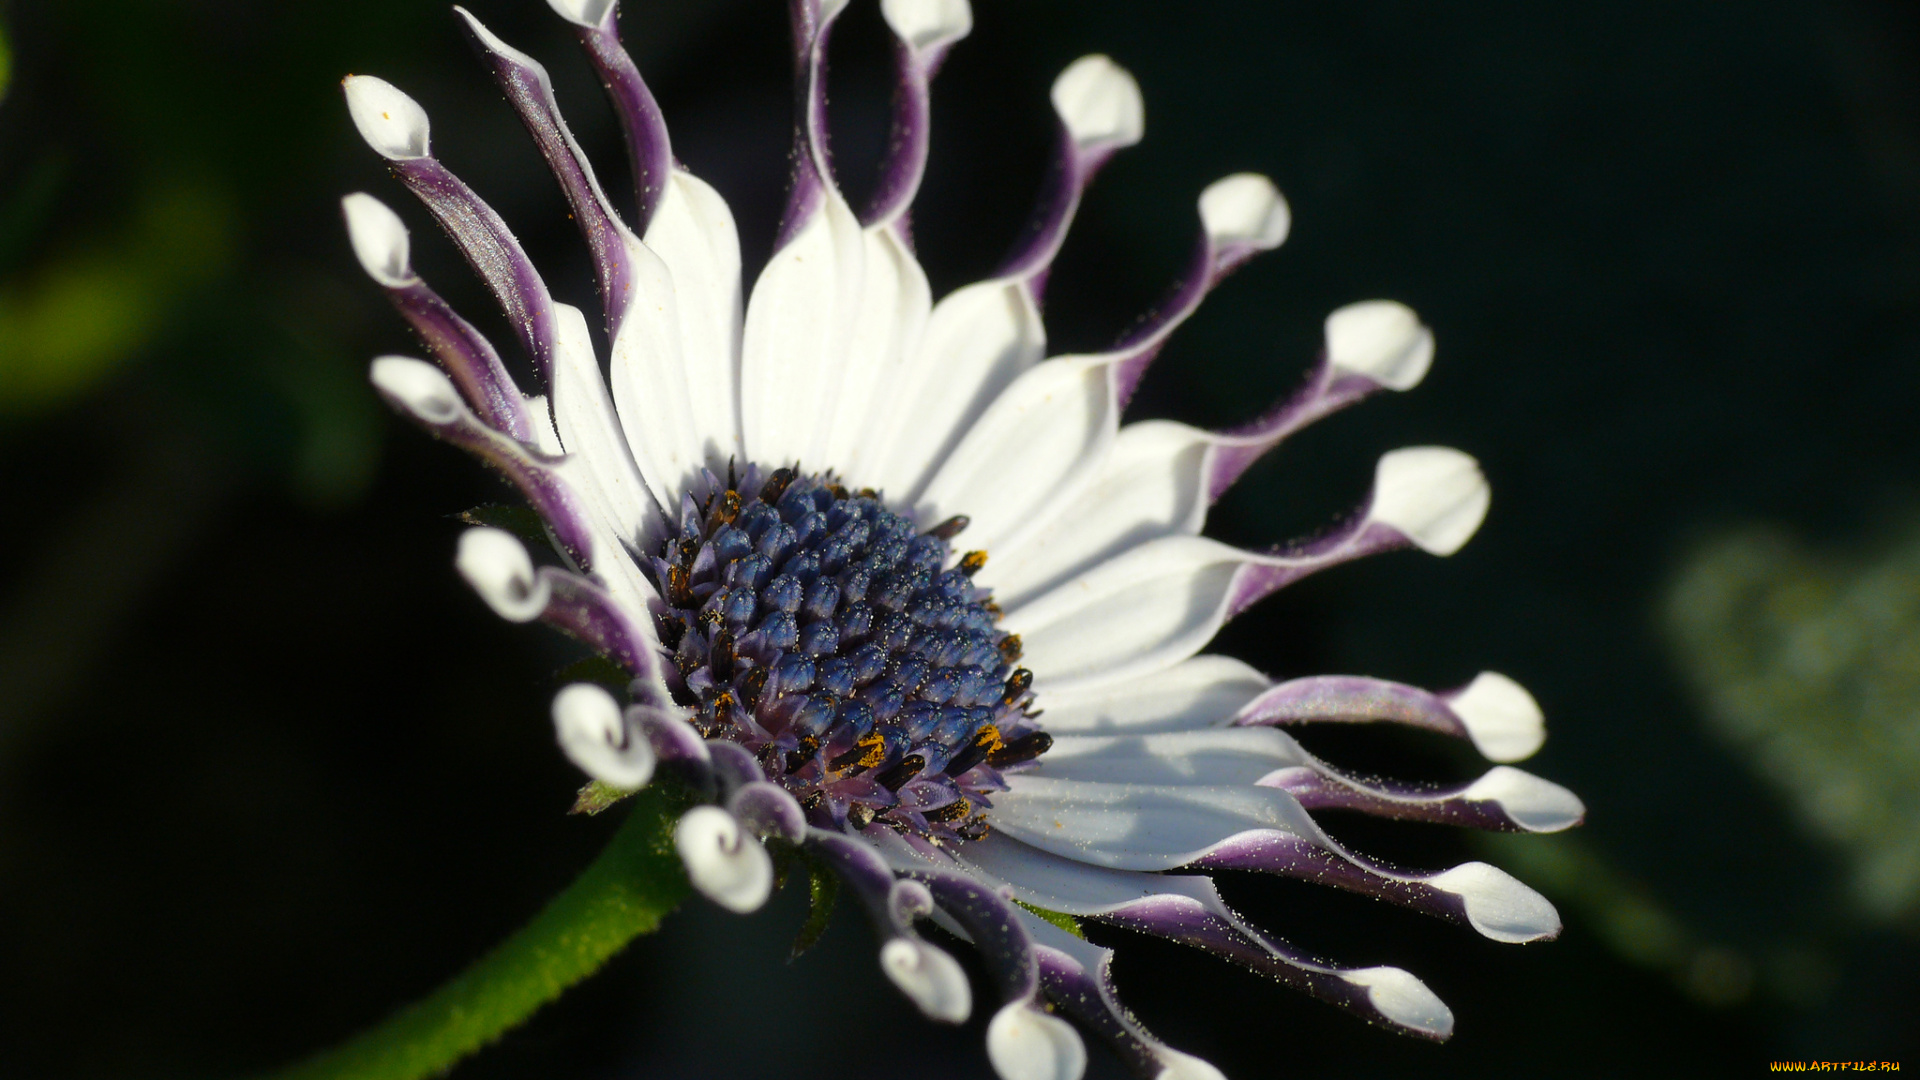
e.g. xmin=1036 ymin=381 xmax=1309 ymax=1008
xmin=343 ymin=2 xmax=1580 ymax=1077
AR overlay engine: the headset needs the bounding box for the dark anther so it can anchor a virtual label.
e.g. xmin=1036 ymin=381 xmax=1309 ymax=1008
xmin=928 ymin=515 xmax=970 ymax=540
xmin=738 ymin=666 xmax=769 ymax=712
xmin=827 ymin=482 xmax=849 ymax=500
xmin=959 ymin=550 xmax=988 ymax=576
xmin=925 ymin=798 xmax=972 ymax=824
xmin=800 ymin=790 xmax=825 ymax=812
xmin=875 ymin=754 xmax=926 ymax=792
xmin=855 ymin=487 xmax=879 ymax=499
xmin=710 ymin=489 xmax=743 ymax=529
xmin=657 ymin=615 xmax=686 ymax=651
xmin=759 ymin=467 xmax=796 ymax=505
xmin=697 ymin=608 xmax=725 ymax=632
xmin=675 ymin=538 xmax=701 ymax=567
xmin=987 ymin=730 xmax=1052 ymax=767
xmin=983 ymin=599 xmax=1002 ymax=622
xmin=711 ymin=630 xmax=736 ymax=682
xmin=1001 ymin=668 xmax=1033 ymax=705
xmin=827 ymin=732 xmax=886 ymax=773
xmin=727 ymin=458 xmax=738 ymax=491
xmin=668 ymin=564 xmax=695 ymax=608
xmin=943 ymin=724 xmax=1003 ymax=778
xmin=756 ymin=742 xmax=783 ymax=774
xmin=847 ymin=802 xmax=877 ymax=830
xmin=785 ymin=735 xmax=822 ymax=775
xmin=956 ymin=817 xmax=990 ymax=841
xmin=997 ymin=634 xmax=1023 ymax=663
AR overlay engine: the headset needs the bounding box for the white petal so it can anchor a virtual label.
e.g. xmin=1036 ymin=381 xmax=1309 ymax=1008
xmin=544 ymin=0 xmax=613 ymax=27
xmin=369 ymin=355 xmax=460 ymax=425
xmin=977 ymin=420 xmax=1209 ymax=609
xmin=548 ymin=302 xmax=665 ymax=579
xmin=820 ymin=225 xmax=932 ymax=476
xmin=866 ymin=278 xmax=1045 ymax=502
xmin=342 ymin=74 xmax=430 ymax=160
xmin=673 ymin=805 xmax=773 ymax=914
xmin=1445 ymin=672 xmax=1546 ymax=762
xmin=1341 ymin=968 xmax=1454 ymax=1040
xmin=879 ymin=937 xmax=973 ymax=1023
xmin=607 ymin=233 xmax=704 ymax=506
xmin=1156 ymin=1053 xmax=1229 ymax=1080
xmin=1325 ymin=300 xmax=1433 ymax=391
xmin=880 ymin=0 xmax=973 ymax=50
xmin=1036 ymin=728 xmax=1309 ymax=786
xmin=341 ymin=193 xmax=413 ymax=287
xmin=960 ymin=832 xmax=1222 ymax=917
xmin=990 ymin=776 xmax=1322 ymax=871
xmin=552 ymin=682 xmax=655 ymax=789
xmin=454 ymin=526 xmax=550 ymax=623
xmin=1369 ymin=447 xmax=1489 ymax=556
xmin=642 ymin=171 xmax=745 ymax=471
xmin=987 ymin=1003 xmax=1087 ymax=1080
xmin=1198 ymin=173 xmax=1290 ymax=249
xmin=915 ymin=355 xmax=1114 ymax=552
xmin=1461 ymin=766 xmax=1585 ymax=832
xmin=1037 ymin=655 xmax=1270 ymax=735
xmin=1050 ymin=55 xmax=1144 ymax=148
xmin=1424 ymin=862 xmax=1562 ymax=942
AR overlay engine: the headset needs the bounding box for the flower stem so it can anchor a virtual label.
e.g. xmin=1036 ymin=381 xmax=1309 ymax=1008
xmin=265 ymin=781 xmax=693 ymax=1080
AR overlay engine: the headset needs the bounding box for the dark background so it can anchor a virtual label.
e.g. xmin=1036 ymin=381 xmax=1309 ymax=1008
xmin=3 ymin=0 xmax=1917 ymax=1076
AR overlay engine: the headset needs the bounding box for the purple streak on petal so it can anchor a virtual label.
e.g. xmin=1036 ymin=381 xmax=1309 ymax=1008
xmin=457 ymin=10 xmax=639 ymax=343
xmin=383 ymin=277 xmax=533 ymax=442
xmin=774 ymin=0 xmax=844 ymax=251
xmin=565 ymin=2 xmax=674 ymax=228
xmin=536 ymin=567 xmax=667 ymax=690
xmin=1093 ymin=895 xmax=1451 ymax=1042
xmin=864 ymin=19 xmax=961 ymax=231
xmin=1191 ymin=831 xmax=1479 ymax=932
xmin=705 ymin=738 xmax=764 ymax=794
xmin=1232 ymin=674 xmax=1474 ymax=741
xmin=1261 ymin=769 xmax=1531 ymax=832
xmin=1203 ymin=366 xmax=1384 ymax=501
xmin=1031 ymin=941 xmax=1178 ymax=1078
xmin=633 ymin=705 xmax=710 ymax=772
xmin=389 ymin=156 xmax=557 ymax=383
xmin=806 ymin=828 xmax=936 ymax=937
xmin=729 ymin=780 xmax=808 ymax=843
xmin=993 ymin=124 xmax=1111 ymax=296
xmin=1109 ymin=222 xmax=1289 ymax=410
xmin=1223 ymin=520 xmax=1410 ymax=620
xmin=910 ymin=869 xmax=1041 ymax=1003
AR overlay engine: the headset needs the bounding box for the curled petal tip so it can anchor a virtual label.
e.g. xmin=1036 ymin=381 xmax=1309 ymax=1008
xmin=455 ymin=526 xmax=550 ymax=623
xmin=1325 ymin=299 xmax=1434 ymax=391
xmin=880 ymin=937 xmax=973 ymax=1023
xmin=1051 ymin=54 xmax=1144 ymax=149
xmin=1342 ymin=967 xmax=1455 ymax=1040
xmin=1448 ymin=672 xmax=1547 ymax=762
xmin=1464 ymin=766 xmax=1585 ymax=832
xmin=1199 ymin=173 xmax=1290 ymax=249
xmin=1426 ymin=862 xmax=1562 ymax=943
xmin=881 ymin=0 xmax=973 ymax=50
xmin=674 ymin=806 xmax=774 ymax=914
xmin=1369 ymin=446 xmax=1490 ymax=556
xmin=545 ymin=0 xmax=616 ymax=28
xmin=553 ymin=682 xmax=655 ymax=788
xmin=987 ymin=1003 xmax=1087 ymax=1080
xmin=370 ymin=355 xmax=461 ymax=425
xmin=341 ymin=193 xmax=413 ymax=287
xmin=342 ymin=74 xmax=430 ymax=160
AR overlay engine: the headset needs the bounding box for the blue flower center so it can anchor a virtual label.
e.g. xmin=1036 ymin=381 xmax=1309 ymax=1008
xmin=649 ymin=466 xmax=1051 ymax=843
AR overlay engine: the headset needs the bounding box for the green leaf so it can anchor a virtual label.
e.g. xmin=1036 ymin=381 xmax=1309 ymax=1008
xmin=1013 ymin=899 xmax=1084 ymax=939
xmin=455 ymin=503 xmax=550 ymax=546
xmin=789 ymin=855 xmax=841 ymax=960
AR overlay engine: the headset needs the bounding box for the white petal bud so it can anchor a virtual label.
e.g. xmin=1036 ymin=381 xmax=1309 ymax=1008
xmin=1198 ymin=173 xmax=1290 ymax=250
xmin=455 ymin=526 xmax=550 ymax=623
xmin=986 ymin=1003 xmax=1087 ymax=1080
xmin=370 ymin=356 xmax=462 ymax=425
xmin=674 ymin=806 xmax=774 ymax=914
xmin=1426 ymin=862 xmax=1562 ymax=943
xmin=880 ymin=937 xmax=972 ymax=1023
xmin=1154 ymin=1052 xmax=1228 ymax=1080
xmin=1051 ymin=55 xmax=1144 ymax=149
xmin=1368 ymin=447 xmax=1489 ymax=556
xmin=881 ymin=0 xmax=972 ymax=50
xmin=1447 ymin=672 xmax=1546 ymax=762
xmin=342 ymin=74 xmax=431 ymax=160
xmin=553 ymin=683 xmax=655 ymax=789
xmin=1325 ymin=300 xmax=1434 ymax=391
xmin=1462 ymin=766 xmax=1585 ymax=832
xmin=1340 ymin=967 xmax=1454 ymax=1040
xmin=545 ymin=0 xmax=615 ymax=28
xmin=341 ymin=193 xmax=414 ymax=287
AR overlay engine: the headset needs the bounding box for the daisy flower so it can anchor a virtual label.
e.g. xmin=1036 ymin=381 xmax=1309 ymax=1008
xmin=339 ymin=1 xmax=1583 ymax=1077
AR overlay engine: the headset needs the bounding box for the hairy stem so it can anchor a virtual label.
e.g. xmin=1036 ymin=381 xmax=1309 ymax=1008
xmin=265 ymin=782 xmax=692 ymax=1080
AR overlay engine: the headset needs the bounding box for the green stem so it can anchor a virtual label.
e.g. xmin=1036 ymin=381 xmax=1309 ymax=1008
xmin=265 ymin=782 xmax=693 ymax=1080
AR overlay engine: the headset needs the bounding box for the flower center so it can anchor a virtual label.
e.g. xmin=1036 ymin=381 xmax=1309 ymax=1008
xmin=649 ymin=466 xmax=1052 ymax=844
